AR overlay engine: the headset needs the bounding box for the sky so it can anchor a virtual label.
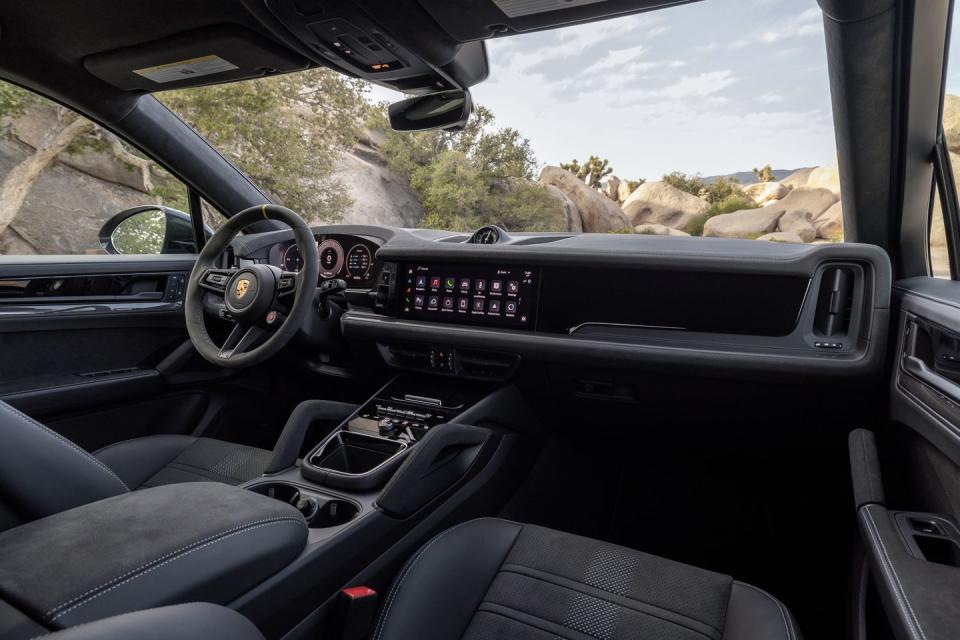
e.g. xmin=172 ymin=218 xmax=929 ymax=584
xmin=368 ymin=0 xmax=841 ymax=181
xmin=948 ymin=6 xmax=960 ymax=95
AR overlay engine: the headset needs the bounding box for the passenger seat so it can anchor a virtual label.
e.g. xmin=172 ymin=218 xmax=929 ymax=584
xmin=374 ymin=518 xmax=801 ymax=640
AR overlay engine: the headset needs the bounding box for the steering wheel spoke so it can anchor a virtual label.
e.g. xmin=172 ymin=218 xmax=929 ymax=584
xmin=277 ymin=271 xmax=299 ymax=297
xmin=218 ymin=323 xmax=268 ymax=360
xmin=198 ymin=268 xmax=237 ymax=295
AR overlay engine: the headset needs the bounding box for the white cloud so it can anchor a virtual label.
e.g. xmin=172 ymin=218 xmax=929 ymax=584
xmin=464 ymin=1 xmax=837 ymax=179
xmin=581 ymin=45 xmax=648 ymax=75
xmin=773 ymin=47 xmax=803 ymax=58
xmin=653 ymin=70 xmax=738 ymax=99
xmin=760 ymin=7 xmax=824 ymax=43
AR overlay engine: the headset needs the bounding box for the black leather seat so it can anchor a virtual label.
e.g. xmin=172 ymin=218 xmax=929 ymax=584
xmin=374 ymin=519 xmax=802 ymax=640
xmin=0 ymin=400 xmax=271 ymax=527
xmin=94 ymin=435 xmax=272 ymax=489
xmin=0 ymin=398 xmax=358 ymax=528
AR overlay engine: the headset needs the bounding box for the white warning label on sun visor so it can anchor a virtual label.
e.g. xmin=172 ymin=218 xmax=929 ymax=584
xmin=133 ymin=55 xmax=238 ymax=84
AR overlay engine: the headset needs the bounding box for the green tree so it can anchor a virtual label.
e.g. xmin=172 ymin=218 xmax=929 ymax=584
xmin=159 ymin=69 xmax=368 ymax=222
xmin=0 ymin=80 xmax=189 ymax=244
xmin=560 ymin=155 xmax=613 ymax=188
xmin=752 ymin=164 xmax=775 ymax=182
xmin=370 ymin=104 xmax=563 ymax=232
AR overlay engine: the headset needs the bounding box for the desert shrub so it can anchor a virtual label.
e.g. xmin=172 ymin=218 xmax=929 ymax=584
xmin=662 ymin=171 xmax=739 ymax=204
xmin=686 ymin=194 xmax=758 ymax=236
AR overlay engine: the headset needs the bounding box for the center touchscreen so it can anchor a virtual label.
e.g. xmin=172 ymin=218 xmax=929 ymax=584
xmin=399 ymin=263 xmax=537 ymax=329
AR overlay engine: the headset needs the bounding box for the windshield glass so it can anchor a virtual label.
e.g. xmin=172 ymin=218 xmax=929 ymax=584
xmin=158 ymin=0 xmax=841 ymax=243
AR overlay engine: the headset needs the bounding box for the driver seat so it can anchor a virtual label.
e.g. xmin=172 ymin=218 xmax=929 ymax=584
xmin=0 ymin=400 xmax=273 ymax=528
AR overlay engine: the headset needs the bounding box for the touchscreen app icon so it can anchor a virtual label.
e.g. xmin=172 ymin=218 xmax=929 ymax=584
xmin=429 ymin=277 xmax=441 ymax=289
xmin=507 ymin=281 xmax=519 ymax=293
xmin=489 ymin=300 xmax=501 ymax=314
xmin=472 ymin=298 xmax=485 ymax=312
xmin=442 ymin=297 xmax=454 ymax=310
xmin=414 ymin=295 xmax=425 ymax=308
xmin=428 ymin=296 xmax=439 ymax=309
xmin=459 ymin=278 xmax=470 ymax=291
xmin=491 ymin=280 xmax=502 ymax=293
xmin=458 ymin=298 xmax=469 ymax=310
xmin=505 ymin=301 xmax=518 ymax=314
xmin=445 ymin=277 xmax=456 ymax=289
xmin=415 ymin=275 xmax=427 ymax=290
xmin=475 ymin=279 xmax=486 ymax=292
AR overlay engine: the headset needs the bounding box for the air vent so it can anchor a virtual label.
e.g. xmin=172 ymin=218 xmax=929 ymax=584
xmin=457 ymin=348 xmax=520 ymax=379
xmin=383 ymin=344 xmax=432 ymax=369
xmin=813 ymin=266 xmax=855 ymax=338
xmin=380 ymin=343 xmax=520 ymax=379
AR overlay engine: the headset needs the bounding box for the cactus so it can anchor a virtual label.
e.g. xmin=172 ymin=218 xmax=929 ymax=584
xmin=561 ymin=155 xmax=613 ymax=188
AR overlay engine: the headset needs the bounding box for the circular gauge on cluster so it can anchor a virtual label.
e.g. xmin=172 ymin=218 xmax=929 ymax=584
xmin=345 ymin=244 xmax=373 ymax=282
xmin=281 ymin=243 xmax=303 ymax=272
xmin=317 ymin=239 xmax=345 ymax=279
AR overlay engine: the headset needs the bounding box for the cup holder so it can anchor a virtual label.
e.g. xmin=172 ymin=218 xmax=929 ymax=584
xmin=249 ymin=481 xmax=359 ymax=529
xmin=311 ymin=431 xmax=406 ymax=476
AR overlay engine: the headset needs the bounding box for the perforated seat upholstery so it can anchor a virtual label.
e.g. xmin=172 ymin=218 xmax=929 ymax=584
xmin=95 ymin=435 xmax=272 ymax=490
xmin=374 ymin=519 xmax=802 ymax=640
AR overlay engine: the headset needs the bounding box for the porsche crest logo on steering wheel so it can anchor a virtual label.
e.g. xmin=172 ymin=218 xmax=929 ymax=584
xmin=235 ymin=278 xmax=250 ymax=299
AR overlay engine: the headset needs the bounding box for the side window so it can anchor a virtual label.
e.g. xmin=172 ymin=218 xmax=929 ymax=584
xmin=936 ymin=8 xmax=960 ymax=277
xmin=0 ymin=79 xmax=196 ymax=256
xmin=931 ymin=182 xmax=951 ymax=278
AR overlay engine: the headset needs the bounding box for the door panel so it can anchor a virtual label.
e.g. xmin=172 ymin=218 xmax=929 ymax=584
xmin=850 ymin=277 xmax=960 ymax=639
xmin=0 ymin=255 xmax=206 ymax=449
xmin=892 ymin=277 xmax=960 ymax=463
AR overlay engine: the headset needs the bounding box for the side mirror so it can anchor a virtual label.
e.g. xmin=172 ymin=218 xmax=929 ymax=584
xmin=98 ymin=206 xmax=212 ymax=255
xmin=388 ymin=90 xmax=473 ymax=132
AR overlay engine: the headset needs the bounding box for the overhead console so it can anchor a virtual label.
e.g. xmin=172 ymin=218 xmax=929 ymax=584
xmin=348 ymin=235 xmax=893 ymax=382
xmin=259 ymin=0 xmax=489 ymax=92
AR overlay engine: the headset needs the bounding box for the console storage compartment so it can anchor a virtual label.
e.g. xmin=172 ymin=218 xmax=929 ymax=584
xmin=300 ymin=376 xmax=491 ymax=490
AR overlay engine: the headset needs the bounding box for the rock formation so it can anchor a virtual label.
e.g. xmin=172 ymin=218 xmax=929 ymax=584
xmin=621 ymin=180 xmax=709 ymax=232
xmin=539 ymin=166 xmax=631 ymax=233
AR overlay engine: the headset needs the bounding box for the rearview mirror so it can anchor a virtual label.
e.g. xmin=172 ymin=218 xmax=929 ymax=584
xmin=98 ymin=206 xmax=211 ymax=255
xmin=388 ymin=90 xmax=473 ymax=132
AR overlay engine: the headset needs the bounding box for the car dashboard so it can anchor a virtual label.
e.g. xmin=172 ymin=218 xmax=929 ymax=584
xmin=231 ymin=224 xmax=892 ymax=386
xmin=262 ymin=233 xmax=382 ymax=290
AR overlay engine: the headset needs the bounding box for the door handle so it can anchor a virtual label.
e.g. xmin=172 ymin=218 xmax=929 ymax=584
xmin=903 ymin=355 xmax=960 ymax=403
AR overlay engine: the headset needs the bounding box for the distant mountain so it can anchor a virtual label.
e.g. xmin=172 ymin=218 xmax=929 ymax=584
xmin=703 ymin=168 xmax=811 ymax=185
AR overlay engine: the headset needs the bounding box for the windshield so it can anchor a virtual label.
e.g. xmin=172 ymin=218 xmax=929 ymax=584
xmin=160 ymin=0 xmax=840 ymax=242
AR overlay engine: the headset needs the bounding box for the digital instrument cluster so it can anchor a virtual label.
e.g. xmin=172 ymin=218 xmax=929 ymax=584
xmin=275 ymin=234 xmax=378 ymax=287
xmin=399 ymin=263 xmax=538 ymax=329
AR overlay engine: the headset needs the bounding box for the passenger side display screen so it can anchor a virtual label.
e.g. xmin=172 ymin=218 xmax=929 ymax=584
xmin=399 ymin=263 xmax=538 ymax=329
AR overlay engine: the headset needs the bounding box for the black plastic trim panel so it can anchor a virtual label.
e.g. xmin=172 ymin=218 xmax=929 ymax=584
xmin=344 ymin=236 xmax=891 ymax=383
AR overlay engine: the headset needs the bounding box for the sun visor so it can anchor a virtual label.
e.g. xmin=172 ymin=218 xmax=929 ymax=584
xmin=83 ymin=25 xmax=310 ymax=91
xmin=416 ymin=0 xmax=696 ymax=41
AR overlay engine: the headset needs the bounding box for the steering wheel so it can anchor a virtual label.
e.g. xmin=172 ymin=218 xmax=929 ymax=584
xmin=184 ymin=204 xmax=320 ymax=368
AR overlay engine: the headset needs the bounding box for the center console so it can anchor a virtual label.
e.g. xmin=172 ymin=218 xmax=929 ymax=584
xmin=220 ymin=372 xmax=537 ymax=637
xmin=299 ymin=376 xmax=486 ymax=490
